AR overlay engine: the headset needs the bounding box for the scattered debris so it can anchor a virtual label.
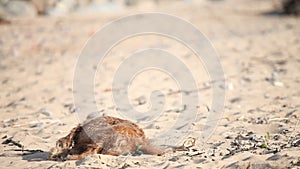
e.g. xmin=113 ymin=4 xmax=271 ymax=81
xmin=175 ymin=137 xmax=196 ymax=151
xmin=63 ymin=103 xmax=77 ymax=113
xmin=2 ymin=137 xmax=23 ymax=148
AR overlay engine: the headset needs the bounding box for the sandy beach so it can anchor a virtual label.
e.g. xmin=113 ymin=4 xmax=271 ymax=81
xmin=0 ymin=0 xmax=299 ymax=168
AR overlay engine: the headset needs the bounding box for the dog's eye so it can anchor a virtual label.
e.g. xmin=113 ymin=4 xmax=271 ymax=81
xmin=56 ymin=142 xmax=64 ymax=148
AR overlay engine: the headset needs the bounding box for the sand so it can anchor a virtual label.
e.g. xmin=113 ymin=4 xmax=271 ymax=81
xmin=0 ymin=0 xmax=299 ymax=168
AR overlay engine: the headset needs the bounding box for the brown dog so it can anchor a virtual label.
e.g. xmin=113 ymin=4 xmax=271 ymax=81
xmin=48 ymin=116 xmax=164 ymax=160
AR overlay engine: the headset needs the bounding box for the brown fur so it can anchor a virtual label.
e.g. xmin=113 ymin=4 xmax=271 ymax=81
xmin=48 ymin=116 xmax=164 ymax=160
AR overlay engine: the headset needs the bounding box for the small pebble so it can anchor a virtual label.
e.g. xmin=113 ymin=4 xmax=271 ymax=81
xmin=273 ymin=81 xmax=284 ymax=87
xmin=38 ymin=109 xmax=53 ymax=117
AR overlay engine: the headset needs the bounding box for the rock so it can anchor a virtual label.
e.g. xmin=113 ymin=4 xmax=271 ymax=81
xmin=227 ymin=82 xmax=234 ymax=90
xmin=193 ymin=158 xmax=206 ymax=164
xmin=273 ymin=81 xmax=284 ymax=87
xmin=292 ymin=139 xmax=300 ymax=147
xmin=266 ymin=154 xmax=281 ymax=161
xmin=37 ymin=108 xmax=53 ymax=117
xmin=86 ymin=111 xmax=102 ymax=120
xmin=282 ymin=0 xmax=300 ymax=15
xmin=169 ymin=156 xmax=179 ymax=162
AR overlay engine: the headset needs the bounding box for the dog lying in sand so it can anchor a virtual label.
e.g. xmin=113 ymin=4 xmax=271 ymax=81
xmin=48 ymin=116 xmax=164 ymax=160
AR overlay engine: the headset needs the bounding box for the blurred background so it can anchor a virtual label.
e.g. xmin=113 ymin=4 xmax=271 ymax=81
xmin=0 ymin=0 xmax=299 ymax=168
xmin=0 ymin=0 xmax=299 ymax=19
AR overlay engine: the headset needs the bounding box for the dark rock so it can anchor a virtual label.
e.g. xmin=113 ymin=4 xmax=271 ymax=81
xmin=292 ymin=139 xmax=300 ymax=147
xmin=266 ymin=154 xmax=281 ymax=161
xmin=193 ymin=158 xmax=206 ymax=164
xmin=282 ymin=0 xmax=300 ymax=15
